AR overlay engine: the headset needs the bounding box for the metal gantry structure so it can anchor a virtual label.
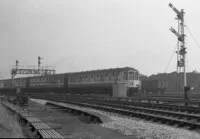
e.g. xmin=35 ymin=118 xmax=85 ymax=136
xmin=11 ymin=56 xmax=56 ymax=88
xmin=169 ymin=3 xmax=189 ymax=105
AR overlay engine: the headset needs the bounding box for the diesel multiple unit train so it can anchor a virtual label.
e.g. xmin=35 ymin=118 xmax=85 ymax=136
xmin=0 ymin=67 xmax=140 ymax=96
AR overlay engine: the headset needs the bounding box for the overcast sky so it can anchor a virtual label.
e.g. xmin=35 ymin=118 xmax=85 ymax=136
xmin=0 ymin=0 xmax=200 ymax=79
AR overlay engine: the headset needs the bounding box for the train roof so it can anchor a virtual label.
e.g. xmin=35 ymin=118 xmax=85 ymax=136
xmin=0 ymin=67 xmax=139 ymax=81
xmin=67 ymin=67 xmax=139 ymax=75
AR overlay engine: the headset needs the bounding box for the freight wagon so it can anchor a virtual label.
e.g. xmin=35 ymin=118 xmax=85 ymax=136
xmin=141 ymin=79 xmax=168 ymax=94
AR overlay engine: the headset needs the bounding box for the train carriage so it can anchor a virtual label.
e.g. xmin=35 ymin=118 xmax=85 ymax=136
xmin=67 ymin=67 xmax=140 ymax=92
xmin=3 ymin=79 xmax=12 ymax=88
xmin=13 ymin=78 xmax=27 ymax=88
xmin=141 ymin=79 xmax=168 ymax=94
xmin=0 ymin=67 xmax=140 ymax=96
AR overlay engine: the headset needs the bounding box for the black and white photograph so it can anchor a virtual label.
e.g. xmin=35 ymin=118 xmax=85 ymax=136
xmin=0 ymin=0 xmax=200 ymax=138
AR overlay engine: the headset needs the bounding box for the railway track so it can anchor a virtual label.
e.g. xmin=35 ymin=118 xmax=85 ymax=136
xmin=144 ymin=94 xmax=200 ymax=101
xmin=30 ymin=94 xmax=200 ymax=131
xmin=63 ymin=93 xmax=200 ymax=106
xmin=63 ymin=95 xmax=200 ymax=113
xmin=29 ymin=93 xmax=200 ymax=113
xmin=64 ymin=100 xmax=200 ymax=129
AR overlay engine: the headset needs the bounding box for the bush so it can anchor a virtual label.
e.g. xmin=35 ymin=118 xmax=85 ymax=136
xmin=0 ymin=104 xmax=25 ymax=138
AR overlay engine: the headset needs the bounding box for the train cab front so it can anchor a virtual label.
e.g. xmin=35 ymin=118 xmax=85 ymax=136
xmin=127 ymin=69 xmax=140 ymax=97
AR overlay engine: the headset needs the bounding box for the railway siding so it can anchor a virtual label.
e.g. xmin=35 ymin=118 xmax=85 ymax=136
xmin=0 ymin=100 xmax=64 ymax=139
xmin=69 ymin=95 xmax=200 ymax=113
xmin=63 ymin=99 xmax=200 ymax=130
xmin=31 ymin=94 xmax=200 ymax=128
xmin=30 ymin=97 xmax=200 ymax=138
xmin=42 ymin=100 xmax=110 ymax=123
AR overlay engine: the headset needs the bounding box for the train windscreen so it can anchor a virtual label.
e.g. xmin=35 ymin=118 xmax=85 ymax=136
xmin=128 ymin=71 xmax=139 ymax=80
xmin=128 ymin=71 xmax=134 ymax=80
xmin=135 ymin=72 xmax=139 ymax=80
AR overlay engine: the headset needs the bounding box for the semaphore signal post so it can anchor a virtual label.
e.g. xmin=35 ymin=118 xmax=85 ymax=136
xmin=169 ymin=3 xmax=190 ymax=106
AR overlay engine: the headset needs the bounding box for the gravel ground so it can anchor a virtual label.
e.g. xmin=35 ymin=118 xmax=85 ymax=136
xmin=31 ymin=98 xmax=200 ymax=139
xmin=101 ymin=114 xmax=200 ymax=139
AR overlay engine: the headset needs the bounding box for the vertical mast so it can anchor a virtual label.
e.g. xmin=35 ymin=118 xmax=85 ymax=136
xmin=176 ymin=18 xmax=180 ymax=94
xmin=169 ymin=4 xmax=188 ymax=105
xmin=181 ymin=9 xmax=187 ymax=87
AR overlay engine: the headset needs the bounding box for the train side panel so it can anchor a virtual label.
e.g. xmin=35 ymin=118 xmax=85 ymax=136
xmin=29 ymin=74 xmax=65 ymax=88
xmin=0 ymin=80 xmax=4 ymax=88
xmin=4 ymin=79 xmax=12 ymax=88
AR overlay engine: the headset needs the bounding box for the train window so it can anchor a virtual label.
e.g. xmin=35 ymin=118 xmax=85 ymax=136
xmin=128 ymin=71 xmax=134 ymax=80
xmin=105 ymin=73 xmax=108 ymax=77
xmin=123 ymin=72 xmax=128 ymax=80
xmin=135 ymin=72 xmax=138 ymax=80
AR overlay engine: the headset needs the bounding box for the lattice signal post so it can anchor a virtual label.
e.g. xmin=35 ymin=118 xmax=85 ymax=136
xmin=169 ymin=3 xmax=189 ymax=105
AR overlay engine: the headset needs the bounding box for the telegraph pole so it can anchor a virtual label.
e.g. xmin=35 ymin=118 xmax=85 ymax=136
xmin=169 ymin=3 xmax=189 ymax=106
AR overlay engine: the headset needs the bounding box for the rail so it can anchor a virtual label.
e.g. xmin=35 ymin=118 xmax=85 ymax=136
xmin=31 ymin=94 xmax=200 ymax=130
xmin=28 ymin=95 xmax=200 ymax=129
